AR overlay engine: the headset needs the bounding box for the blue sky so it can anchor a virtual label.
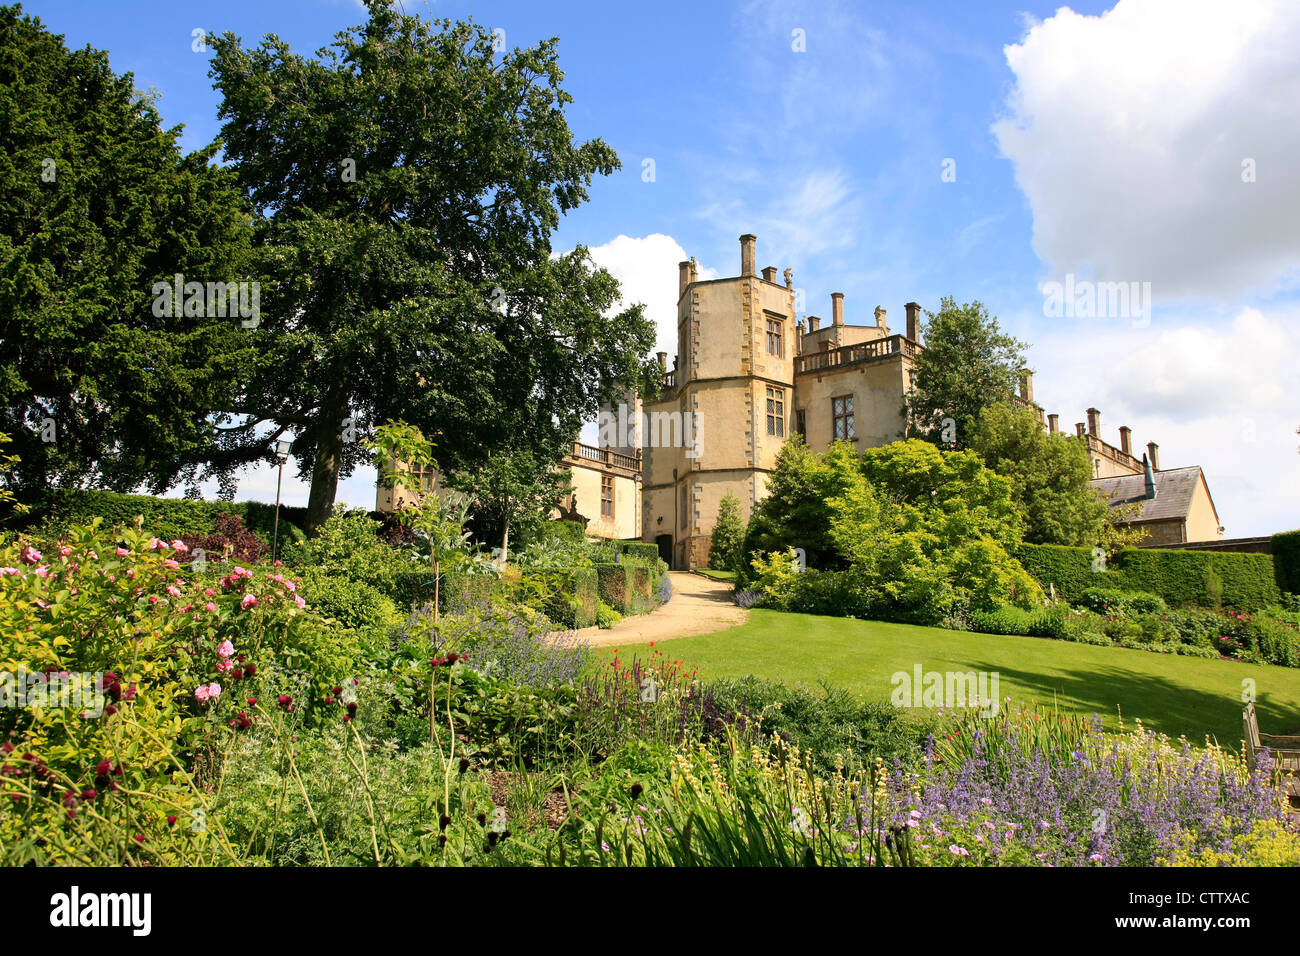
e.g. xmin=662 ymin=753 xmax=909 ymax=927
xmin=23 ymin=0 xmax=1300 ymax=536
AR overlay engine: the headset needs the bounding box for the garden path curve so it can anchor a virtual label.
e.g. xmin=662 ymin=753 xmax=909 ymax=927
xmin=575 ymin=571 xmax=747 ymax=647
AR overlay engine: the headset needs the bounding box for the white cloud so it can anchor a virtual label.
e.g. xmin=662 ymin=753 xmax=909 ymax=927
xmin=1032 ymin=307 xmax=1300 ymax=537
xmin=587 ymin=233 xmax=717 ymax=358
xmin=993 ymin=0 xmax=1300 ymax=301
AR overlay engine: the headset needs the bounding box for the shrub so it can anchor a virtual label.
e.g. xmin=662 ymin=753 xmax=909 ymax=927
xmin=596 ymin=600 xmax=622 ymax=629
xmin=595 ymin=564 xmax=629 ymax=613
xmin=969 ymin=606 xmax=1034 ymax=636
xmin=1273 ymin=529 xmax=1300 ymax=595
xmin=1014 ymin=542 xmax=1283 ymax=611
xmin=1079 ymin=587 xmax=1166 ymax=617
xmin=182 ymin=512 xmax=270 ymax=566
xmin=297 ymin=568 xmax=399 ymax=636
xmin=708 ymin=492 xmax=746 ymax=572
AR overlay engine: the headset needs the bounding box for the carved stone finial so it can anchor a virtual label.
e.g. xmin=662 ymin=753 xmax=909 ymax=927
xmin=783 ymin=267 xmax=793 ymax=289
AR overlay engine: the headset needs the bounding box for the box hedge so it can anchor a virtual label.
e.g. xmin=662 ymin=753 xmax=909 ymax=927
xmin=595 ymin=563 xmax=630 ymax=613
xmin=8 ymin=488 xmax=308 ymax=545
xmin=1273 ymin=529 xmax=1300 ymax=595
xmin=612 ymin=540 xmax=661 ymax=564
xmin=1013 ymin=542 xmax=1283 ymax=611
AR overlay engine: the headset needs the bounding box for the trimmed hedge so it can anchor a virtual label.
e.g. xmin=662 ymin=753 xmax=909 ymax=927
xmin=9 ymin=488 xmax=308 ymax=545
xmin=612 ymin=540 xmax=660 ymax=564
xmin=1274 ymin=529 xmax=1300 ymax=594
xmin=1013 ymin=542 xmax=1283 ymax=611
xmin=595 ymin=564 xmax=629 ymax=613
xmin=543 ymin=567 xmax=597 ymax=629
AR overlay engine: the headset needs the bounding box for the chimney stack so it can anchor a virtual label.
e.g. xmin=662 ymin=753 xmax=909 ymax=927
xmin=762 ymin=266 xmax=777 ymax=283
xmin=874 ymin=305 xmax=887 ymax=329
xmin=1018 ymin=370 xmax=1035 ymax=405
xmin=831 ymin=292 xmax=845 ymax=327
xmin=1075 ymin=422 xmax=1086 ymax=438
xmin=808 ymin=315 xmax=821 ymax=332
xmin=1147 ymin=441 xmax=1160 ymax=471
xmin=1086 ymin=407 xmax=1101 ymax=437
xmin=1048 ymin=413 xmax=1059 ymax=434
xmin=739 ymin=234 xmax=757 ymax=277
xmin=905 ymin=302 xmax=922 ymax=341
xmin=1143 ymin=453 xmax=1158 ymax=499
xmin=656 ymin=351 xmax=667 ymax=371
xmin=678 ymin=261 xmax=692 ymax=296
xmin=1119 ymin=426 xmax=1132 ymax=456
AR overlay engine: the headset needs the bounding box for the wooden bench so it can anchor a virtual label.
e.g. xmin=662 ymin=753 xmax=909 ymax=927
xmin=1244 ymin=701 xmax=1300 ymax=805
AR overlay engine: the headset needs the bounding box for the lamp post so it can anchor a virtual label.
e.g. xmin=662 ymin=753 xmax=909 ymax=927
xmin=272 ymin=439 xmax=292 ymax=562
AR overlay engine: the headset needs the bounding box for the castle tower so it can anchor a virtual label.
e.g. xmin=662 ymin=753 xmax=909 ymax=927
xmin=640 ymin=235 xmax=796 ymax=569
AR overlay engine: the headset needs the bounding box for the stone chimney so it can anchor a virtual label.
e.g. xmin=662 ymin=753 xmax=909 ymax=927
xmin=740 ymin=234 xmax=757 ymax=277
xmin=1086 ymin=407 xmax=1101 ymax=437
xmin=1018 ymin=370 xmax=1034 ymax=404
xmin=808 ymin=315 xmax=821 ymax=332
xmin=678 ymin=261 xmax=692 ymax=296
xmin=831 ymin=293 xmax=845 ymax=327
xmin=1147 ymin=441 xmax=1160 ymax=471
xmin=874 ymin=305 xmax=887 ymax=329
xmin=1143 ymin=453 xmax=1158 ymax=499
xmin=1075 ymin=422 xmax=1086 ymax=438
xmin=762 ymin=266 xmax=777 ymax=283
xmin=1047 ymin=413 xmax=1059 ymax=434
xmin=905 ymin=302 xmax=922 ymax=341
xmin=656 ymin=351 xmax=667 ymax=372
xmin=1118 ymin=426 xmax=1132 ymax=456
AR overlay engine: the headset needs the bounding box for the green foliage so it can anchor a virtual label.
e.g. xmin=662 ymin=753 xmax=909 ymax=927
xmin=903 ymin=297 xmax=1028 ymax=451
xmin=740 ymin=437 xmax=864 ymax=577
xmin=595 ymin=600 xmax=623 ymax=629
xmin=206 ymin=6 xmax=654 ymax=528
xmin=8 ymin=488 xmax=308 ymax=547
xmin=1013 ymin=542 xmax=1283 ymax=611
xmin=706 ymin=677 xmax=930 ymax=774
xmin=1079 ymin=587 xmax=1167 ymax=617
xmin=449 ymin=447 xmax=573 ymax=558
xmin=708 ymin=491 xmax=746 ymax=573
xmin=0 ymin=5 xmax=255 ymax=495
xmin=1273 ymin=529 xmax=1300 ymax=594
xmin=595 ymin=564 xmax=629 ymax=613
xmin=297 ymin=567 xmax=399 ymax=638
xmin=969 ymin=402 xmax=1110 ymax=546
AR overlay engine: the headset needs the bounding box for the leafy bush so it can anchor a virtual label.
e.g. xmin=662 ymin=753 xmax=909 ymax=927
xmin=705 ymin=676 xmax=932 ymax=774
xmin=596 ymin=600 xmax=622 ymax=629
xmin=595 ymin=564 xmax=629 ymax=613
xmin=969 ymin=606 xmax=1034 ymax=636
xmin=1079 ymin=587 xmax=1166 ymax=616
xmin=182 ymin=512 xmax=270 ymax=566
xmin=708 ymin=492 xmax=746 ymax=572
xmin=297 ymin=567 xmax=400 ymax=637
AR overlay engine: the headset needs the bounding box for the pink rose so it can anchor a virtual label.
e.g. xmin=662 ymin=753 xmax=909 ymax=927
xmin=217 ymin=639 xmax=235 ymax=659
xmin=19 ymin=545 xmax=41 ymax=565
xmin=207 ymin=682 xmax=221 ymax=699
xmin=115 ymin=547 xmax=129 ymax=557
xmin=241 ymin=594 xmax=257 ymax=610
xmin=166 ymin=585 xmax=182 ymax=598
xmin=204 ymin=602 xmax=217 ymax=613
xmin=293 ymin=594 xmax=306 ymax=610
xmin=204 ymin=588 xmax=215 ymax=597
xmin=164 ymin=559 xmax=179 ymax=569
xmin=170 ymin=540 xmax=187 ymax=552
xmin=195 ymin=685 xmax=211 ymax=703
xmin=59 ymin=545 xmax=72 ymax=558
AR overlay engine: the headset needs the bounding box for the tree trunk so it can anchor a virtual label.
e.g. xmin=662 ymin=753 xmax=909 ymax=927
xmin=500 ymin=515 xmax=510 ymax=567
xmin=305 ymin=393 xmax=347 ymax=534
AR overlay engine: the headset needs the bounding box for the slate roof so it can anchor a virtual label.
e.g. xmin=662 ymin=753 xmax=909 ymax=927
xmin=1089 ymin=465 xmax=1215 ymax=524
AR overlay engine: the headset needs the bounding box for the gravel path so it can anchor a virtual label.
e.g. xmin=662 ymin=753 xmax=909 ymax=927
xmin=575 ymin=571 xmax=748 ymax=647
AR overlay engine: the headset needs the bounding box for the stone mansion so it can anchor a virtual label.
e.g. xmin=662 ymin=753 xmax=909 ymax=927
xmin=381 ymin=234 xmax=1224 ymax=567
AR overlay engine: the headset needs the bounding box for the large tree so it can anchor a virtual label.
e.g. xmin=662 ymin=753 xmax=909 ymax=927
xmin=968 ymin=402 xmax=1109 ymax=546
xmin=0 ymin=4 xmax=254 ymax=493
xmin=904 ymin=297 xmax=1028 ymax=451
xmin=200 ymin=1 xmax=652 ymax=530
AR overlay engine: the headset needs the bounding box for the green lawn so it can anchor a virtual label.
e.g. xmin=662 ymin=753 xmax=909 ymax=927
xmin=604 ymin=609 xmax=1300 ymax=747
xmin=694 ymin=569 xmax=736 ymax=582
